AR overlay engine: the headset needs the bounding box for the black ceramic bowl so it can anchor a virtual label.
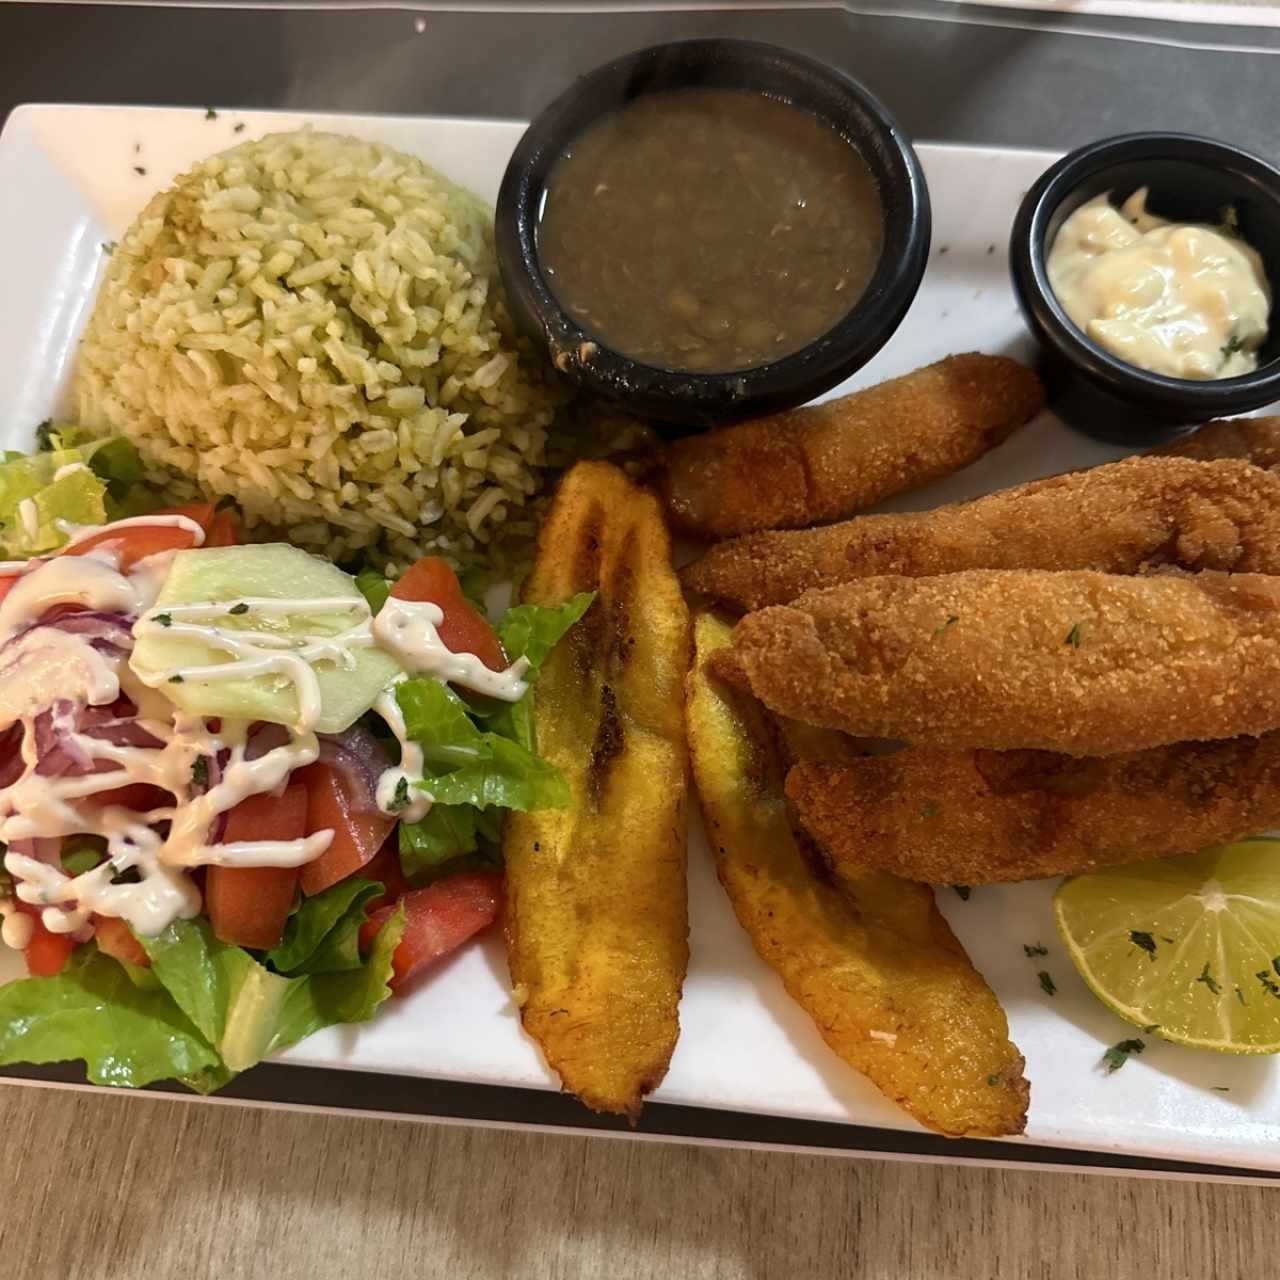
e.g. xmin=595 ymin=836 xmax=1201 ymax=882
xmin=1010 ymin=133 xmax=1280 ymax=446
xmin=495 ymin=39 xmax=930 ymax=435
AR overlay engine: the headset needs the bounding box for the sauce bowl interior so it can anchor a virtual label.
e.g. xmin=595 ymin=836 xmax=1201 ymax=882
xmin=1013 ymin=134 xmax=1280 ymax=437
xmin=496 ymin=39 xmax=930 ymax=434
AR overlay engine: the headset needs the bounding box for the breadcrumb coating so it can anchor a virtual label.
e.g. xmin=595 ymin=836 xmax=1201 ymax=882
xmin=787 ymin=735 xmax=1280 ymax=884
xmin=655 ymin=353 xmax=1045 ymax=539
xmin=683 ymin=455 xmax=1280 ymax=611
xmin=731 ymin=569 xmax=1280 ymax=755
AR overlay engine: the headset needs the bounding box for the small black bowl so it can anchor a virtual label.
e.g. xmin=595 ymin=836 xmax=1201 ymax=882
xmin=1010 ymin=132 xmax=1280 ymax=446
xmin=495 ymin=39 xmax=930 ymax=435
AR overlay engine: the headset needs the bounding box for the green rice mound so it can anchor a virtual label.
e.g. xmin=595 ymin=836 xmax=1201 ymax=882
xmin=74 ymin=128 xmax=569 ymax=573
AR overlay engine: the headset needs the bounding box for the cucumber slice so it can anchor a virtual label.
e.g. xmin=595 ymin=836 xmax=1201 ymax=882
xmin=130 ymin=544 xmax=401 ymax=733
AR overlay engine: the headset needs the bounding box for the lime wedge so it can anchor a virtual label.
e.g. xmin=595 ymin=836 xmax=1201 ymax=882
xmin=1054 ymin=840 xmax=1280 ymax=1054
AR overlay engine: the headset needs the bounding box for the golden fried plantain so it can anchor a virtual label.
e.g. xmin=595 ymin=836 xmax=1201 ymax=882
xmin=502 ymin=461 xmax=690 ymax=1120
xmin=686 ymin=611 xmax=1028 ymax=1137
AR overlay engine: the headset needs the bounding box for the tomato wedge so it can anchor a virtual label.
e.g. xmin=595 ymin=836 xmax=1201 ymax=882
xmin=205 ymin=783 xmax=307 ymax=950
xmin=298 ymin=761 xmax=397 ymax=897
xmin=60 ymin=501 xmax=238 ymax=569
xmin=391 ymin=557 xmax=506 ymax=672
xmin=203 ymin=508 xmax=242 ymax=548
xmin=94 ymin=915 xmax=150 ymax=968
xmin=359 ymin=870 xmax=502 ymax=993
xmin=21 ymin=907 xmax=76 ymax=977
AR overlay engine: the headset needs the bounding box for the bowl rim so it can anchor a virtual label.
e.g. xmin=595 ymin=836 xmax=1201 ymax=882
xmin=1010 ymin=130 xmax=1280 ymax=410
xmin=494 ymin=37 xmax=931 ymax=428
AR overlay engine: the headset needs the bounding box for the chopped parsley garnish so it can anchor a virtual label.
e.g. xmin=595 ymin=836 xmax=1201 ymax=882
xmin=933 ymin=614 xmax=959 ymax=636
xmin=1222 ymin=332 xmax=1246 ymax=358
xmin=1129 ymin=930 xmax=1157 ymax=960
xmin=1102 ymin=1038 xmax=1145 ymax=1073
xmin=1023 ymin=943 xmax=1048 ymax=958
xmin=1037 ymin=970 xmax=1057 ymax=997
xmin=388 ymin=776 xmax=410 ymax=813
xmin=952 ymin=885 xmax=971 ymax=901
xmin=228 ymin=602 xmax=250 ymax=616
xmin=34 ymin=419 xmax=54 ymax=450
xmin=1257 ymin=969 xmax=1280 ymax=999
xmin=168 ymin=674 xmax=184 ymax=684
xmin=101 ymin=240 xmax=117 ymax=255
xmin=920 ymin=803 xmax=938 ymax=819
xmin=1196 ymin=962 xmax=1221 ymax=996
xmin=986 ymin=1074 xmax=999 ymax=1086
xmin=1065 ymin=622 xmax=1084 ymax=648
xmin=1141 ymin=1024 xmax=1160 ymax=1035
xmin=205 ymin=107 xmax=218 ymax=120
xmin=133 ymin=165 xmax=147 ymax=176
xmin=153 ymin=613 xmax=173 ymax=628
xmin=1211 ymin=1086 xmax=1231 ymax=1093
xmin=191 ymin=756 xmax=209 ymax=789
xmin=1236 ymin=986 xmax=1247 ymax=1006
xmin=234 ymin=123 xmax=246 ymax=133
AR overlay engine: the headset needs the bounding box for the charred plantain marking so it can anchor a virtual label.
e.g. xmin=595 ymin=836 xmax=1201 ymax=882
xmin=586 ymin=683 xmax=626 ymax=809
xmin=602 ymin=527 xmax=639 ymax=672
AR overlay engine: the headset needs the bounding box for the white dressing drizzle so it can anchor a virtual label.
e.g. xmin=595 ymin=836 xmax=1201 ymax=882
xmin=372 ymin=687 xmax=431 ymax=824
xmin=372 ymin=596 xmax=530 ymax=702
xmin=0 ymin=516 xmax=532 ymax=944
xmin=132 ymin=596 xmax=375 ymax=735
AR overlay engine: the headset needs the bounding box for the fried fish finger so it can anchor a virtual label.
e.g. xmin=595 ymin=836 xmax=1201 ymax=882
xmin=787 ymin=735 xmax=1280 ymax=885
xmin=730 ymin=569 xmax=1280 ymax=755
xmin=502 ymin=460 xmax=690 ymax=1120
xmin=1156 ymin=415 xmax=1280 ymax=470
xmin=687 ymin=611 xmax=1028 ymax=1137
xmin=655 ymin=353 xmax=1045 ymax=540
xmin=682 ymin=455 xmax=1280 ymax=611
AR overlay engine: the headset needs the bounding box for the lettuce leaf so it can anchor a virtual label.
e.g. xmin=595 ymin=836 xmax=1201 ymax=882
xmin=488 ymin=593 xmax=594 ymax=752
xmin=497 ymin=592 xmax=595 ymax=672
xmin=355 ymin=568 xmax=391 ymax=614
xmin=141 ymin=910 xmax=405 ymax=1074
xmin=395 ymin=679 xmax=568 ymax=811
xmin=0 ymin=429 xmax=148 ymax=558
xmin=0 ymin=947 xmax=221 ymax=1088
xmin=418 ymin=737 xmax=569 ymax=811
xmin=267 ymin=878 xmax=383 ymax=976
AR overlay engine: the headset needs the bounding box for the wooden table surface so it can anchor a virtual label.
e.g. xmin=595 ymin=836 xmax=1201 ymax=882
xmin=2 ymin=1081 xmax=1272 ymax=1278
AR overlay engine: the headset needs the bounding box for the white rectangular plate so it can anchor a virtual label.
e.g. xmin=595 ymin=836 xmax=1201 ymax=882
xmin=1 ymin=103 xmax=1276 ymax=1172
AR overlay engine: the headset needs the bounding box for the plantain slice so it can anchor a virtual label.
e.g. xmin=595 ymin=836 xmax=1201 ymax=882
xmin=503 ymin=461 xmax=690 ymax=1120
xmin=686 ymin=610 xmax=1028 ymax=1137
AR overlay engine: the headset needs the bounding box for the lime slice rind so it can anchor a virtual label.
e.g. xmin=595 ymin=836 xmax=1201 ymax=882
xmin=1055 ymin=840 xmax=1280 ymax=1056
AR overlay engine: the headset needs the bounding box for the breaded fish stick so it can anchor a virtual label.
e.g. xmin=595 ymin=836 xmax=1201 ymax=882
xmin=1157 ymin=415 xmax=1280 ymax=470
xmin=787 ymin=736 xmax=1280 ymax=885
xmin=655 ymin=353 xmax=1045 ymax=540
xmin=683 ymin=455 xmax=1280 ymax=611
xmin=731 ymin=569 xmax=1280 ymax=755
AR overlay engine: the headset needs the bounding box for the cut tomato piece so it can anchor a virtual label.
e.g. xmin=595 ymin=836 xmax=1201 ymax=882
xmin=93 ymin=782 xmax=172 ymax=813
xmin=391 ymin=556 xmax=506 ymax=672
xmin=203 ymin=509 xmax=242 ymax=548
xmin=0 ymin=576 xmax=16 ymax=603
xmin=21 ymin=907 xmax=76 ymax=977
xmin=359 ymin=871 xmax=502 ymax=992
xmin=361 ymin=843 xmax=409 ymax=914
xmin=93 ymin=915 xmax=150 ymax=968
xmin=298 ymin=761 xmax=397 ymax=897
xmin=205 ymin=783 xmax=307 ymax=950
xmin=64 ymin=524 xmax=199 ymax=570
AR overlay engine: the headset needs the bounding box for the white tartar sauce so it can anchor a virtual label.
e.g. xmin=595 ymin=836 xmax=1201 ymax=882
xmin=1047 ymin=188 xmax=1270 ymax=380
